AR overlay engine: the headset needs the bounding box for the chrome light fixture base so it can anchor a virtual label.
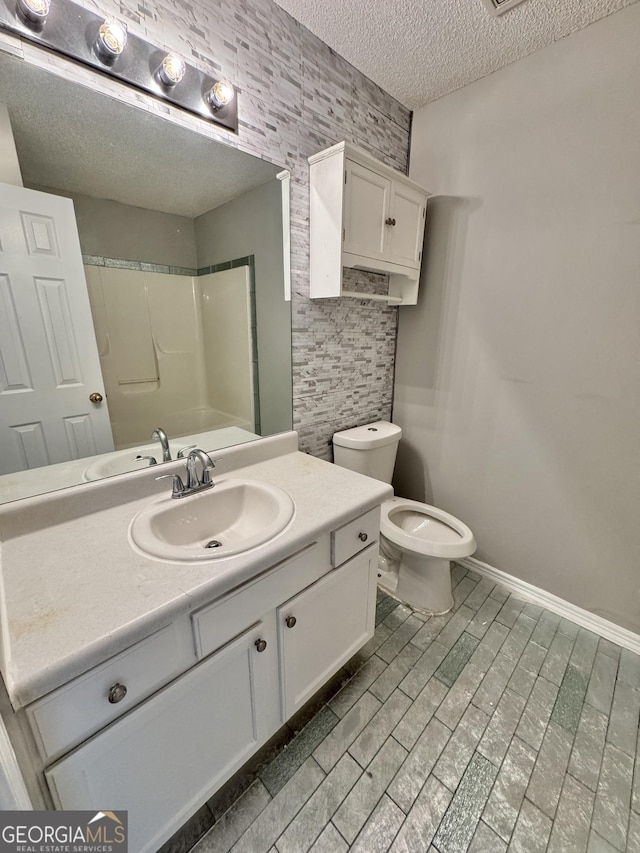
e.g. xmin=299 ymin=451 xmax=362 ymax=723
xmin=0 ymin=0 xmax=238 ymax=133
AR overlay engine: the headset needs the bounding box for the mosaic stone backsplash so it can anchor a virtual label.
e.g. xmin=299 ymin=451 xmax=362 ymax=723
xmin=3 ymin=0 xmax=411 ymax=460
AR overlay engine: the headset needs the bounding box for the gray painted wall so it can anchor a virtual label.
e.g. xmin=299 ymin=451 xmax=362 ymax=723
xmin=2 ymin=0 xmax=410 ymax=460
xmin=0 ymin=103 xmax=22 ymax=185
xmin=72 ymin=194 xmax=198 ymax=269
xmin=25 ymin=188 xmax=199 ymax=268
xmin=395 ymin=4 xmax=640 ymax=633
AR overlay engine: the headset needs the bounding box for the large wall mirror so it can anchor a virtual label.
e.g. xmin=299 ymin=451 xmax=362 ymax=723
xmin=0 ymin=49 xmax=293 ymax=504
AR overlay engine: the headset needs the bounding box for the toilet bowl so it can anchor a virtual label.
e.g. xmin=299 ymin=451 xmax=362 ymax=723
xmin=379 ymin=497 xmax=476 ymax=613
xmin=332 ymin=420 xmax=476 ymax=614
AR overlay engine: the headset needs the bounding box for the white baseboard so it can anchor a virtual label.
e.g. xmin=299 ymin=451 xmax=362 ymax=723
xmin=458 ymin=556 xmax=640 ymax=657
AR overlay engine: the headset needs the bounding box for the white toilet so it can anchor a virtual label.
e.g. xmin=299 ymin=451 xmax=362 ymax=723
xmin=332 ymin=420 xmax=476 ymax=614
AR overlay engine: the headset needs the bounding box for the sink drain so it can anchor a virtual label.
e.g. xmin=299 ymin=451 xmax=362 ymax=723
xmin=205 ymin=540 xmax=222 ymax=549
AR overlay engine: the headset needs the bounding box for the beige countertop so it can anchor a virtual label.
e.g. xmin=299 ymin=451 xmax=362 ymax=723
xmin=0 ymin=433 xmax=392 ymax=710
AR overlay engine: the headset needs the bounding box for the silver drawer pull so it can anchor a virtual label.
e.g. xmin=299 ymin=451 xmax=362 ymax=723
xmin=358 ymin=532 xmax=368 ymax=542
xmin=108 ymin=683 xmax=127 ymax=704
xmin=255 ymin=639 xmax=267 ymax=653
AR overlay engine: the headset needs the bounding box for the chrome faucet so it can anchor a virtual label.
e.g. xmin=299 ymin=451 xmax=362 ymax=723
xmin=151 ymin=427 xmax=171 ymax=462
xmin=186 ymin=449 xmax=215 ymax=491
xmin=157 ymin=448 xmax=216 ymax=499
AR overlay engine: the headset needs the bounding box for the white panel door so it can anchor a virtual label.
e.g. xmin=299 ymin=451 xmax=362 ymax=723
xmin=343 ymin=161 xmax=389 ymax=260
xmin=0 ymin=182 xmax=113 ymax=474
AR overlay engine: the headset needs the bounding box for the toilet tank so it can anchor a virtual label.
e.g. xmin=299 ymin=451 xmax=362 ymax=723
xmin=332 ymin=421 xmax=402 ymax=484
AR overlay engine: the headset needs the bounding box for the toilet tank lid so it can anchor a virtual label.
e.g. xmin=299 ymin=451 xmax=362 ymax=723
xmin=333 ymin=420 xmax=402 ymax=449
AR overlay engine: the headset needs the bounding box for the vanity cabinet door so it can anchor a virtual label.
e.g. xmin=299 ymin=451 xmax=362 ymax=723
xmin=278 ymin=545 xmax=377 ymax=719
xmin=45 ymin=619 xmax=279 ymax=853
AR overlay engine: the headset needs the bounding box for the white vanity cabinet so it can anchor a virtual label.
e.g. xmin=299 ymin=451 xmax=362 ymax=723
xmin=309 ymin=141 xmax=429 ymax=305
xmin=27 ymin=510 xmax=380 ymax=853
xmin=45 ymin=619 xmax=278 ymax=853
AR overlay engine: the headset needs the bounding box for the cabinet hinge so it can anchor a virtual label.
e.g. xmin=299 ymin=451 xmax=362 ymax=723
xmin=344 ymin=171 xmax=347 ymax=185
xmin=343 ymin=228 xmax=345 ymax=242
xmin=418 ymin=250 xmax=422 ymax=261
xmin=422 ymin=207 xmax=426 ymax=219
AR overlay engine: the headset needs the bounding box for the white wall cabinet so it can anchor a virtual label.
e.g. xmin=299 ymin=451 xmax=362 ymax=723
xmin=309 ymin=142 xmax=429 ymax=305
xmin=30 ymin=514 xmax=380 ymax=853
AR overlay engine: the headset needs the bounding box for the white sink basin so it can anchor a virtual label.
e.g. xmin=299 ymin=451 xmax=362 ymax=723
xmin=129 ymin=479 xmax=295 ymax=562
xmin=82 ymin=443 xmax=183 ymax=481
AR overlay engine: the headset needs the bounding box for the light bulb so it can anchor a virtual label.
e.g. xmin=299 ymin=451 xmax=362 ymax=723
xmin=206 ymin=80 xmax=234 ymax=111
xmin=158 ymin=53 xmax=186 ymax=86
xmin=97 ymin=17 xmax=128 ymax=58
xmin=17 ymin=0 xmax=50 ymax=22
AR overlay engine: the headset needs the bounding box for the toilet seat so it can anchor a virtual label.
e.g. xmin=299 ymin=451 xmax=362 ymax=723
xmin=381 ymin=498 xmax=476 ymax=559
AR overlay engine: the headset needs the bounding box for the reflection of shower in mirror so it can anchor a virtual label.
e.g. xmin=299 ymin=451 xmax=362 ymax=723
xmin=85 ymin=263 xmax=257 ymax=448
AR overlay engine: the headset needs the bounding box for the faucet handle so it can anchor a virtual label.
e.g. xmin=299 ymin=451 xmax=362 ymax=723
xmin=176 ymin=444 xmax=197 ymax=459
xmin=155 ymin=473 xmax=185 ymax=498
xmin=136 ymin=455 xmax=157 ymax=466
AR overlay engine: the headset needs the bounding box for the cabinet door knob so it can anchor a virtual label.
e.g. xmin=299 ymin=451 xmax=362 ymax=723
xmin=385 ymin=217 xmax=396 ymax=226
xmin=255 ymin=639 xmax=267 ymax=652
xmin=285 ymin=615 xmax=297 ymax=629
xmin=358 ymin=532 xmax=368 ymax=542
xmin=108 ymin=683 xmax=127 ymax=704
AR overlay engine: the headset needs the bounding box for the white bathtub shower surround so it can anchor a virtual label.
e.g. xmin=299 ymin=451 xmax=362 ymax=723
xmin=86 ymin=264 xmax=256 ymax=447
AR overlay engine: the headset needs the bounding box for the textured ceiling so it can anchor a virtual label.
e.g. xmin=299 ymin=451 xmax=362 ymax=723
xmin=273 ymin=0 xmax=639 ymax=109
xmin=0 ymin=54 xmax=278 ymax=218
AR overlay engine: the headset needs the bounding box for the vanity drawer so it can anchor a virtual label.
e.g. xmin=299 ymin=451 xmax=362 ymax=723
xmin=331 ymin=507 xmax=380 ymax=567
xmin=26 ymin=623 xmax=192 ymax=762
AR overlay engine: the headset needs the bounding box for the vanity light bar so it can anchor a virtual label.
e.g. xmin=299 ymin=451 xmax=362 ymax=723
xmin=0 ymin=0 xmax=238 ymax=133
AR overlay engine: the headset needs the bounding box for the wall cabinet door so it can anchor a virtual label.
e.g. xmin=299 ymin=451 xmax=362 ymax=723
xmin=45 ymin=620 xmax=278 ymax=853
xmin=387 ymin=182 xmax=426 ymax=268
xmin=343 ymin=160 xmax=426 ymax=270
xmin=278 ymin=546 xmax=377 ymax=719
xmin=343 ymin=161 xmax=389 ymax=260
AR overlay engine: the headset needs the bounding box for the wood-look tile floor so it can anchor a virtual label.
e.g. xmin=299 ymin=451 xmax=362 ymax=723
xmin=160 ymin=564 xmax=639 ymax=853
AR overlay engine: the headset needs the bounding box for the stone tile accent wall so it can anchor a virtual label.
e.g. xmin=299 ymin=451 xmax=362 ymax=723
xmin=1 ymin=0 xmax=411 ymax=460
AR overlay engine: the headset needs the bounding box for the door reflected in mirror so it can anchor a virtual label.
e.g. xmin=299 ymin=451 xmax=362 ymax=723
xmin=0 ymin=51 xmax=292 ymax=504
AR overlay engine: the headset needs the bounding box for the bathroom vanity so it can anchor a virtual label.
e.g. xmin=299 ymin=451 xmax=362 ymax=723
xmin=0 ymin=432 xmax=391 ymax=852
